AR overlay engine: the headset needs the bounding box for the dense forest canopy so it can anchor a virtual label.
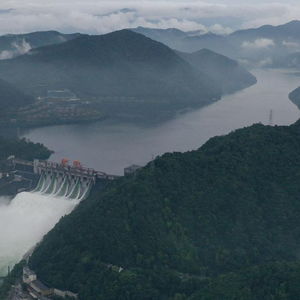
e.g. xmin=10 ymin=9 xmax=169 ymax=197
xmin=0 ymin=136 xmax=52 ymax=161
xmin=0 ymin=29 xmax=257 ymax=125
xmin=26 ymin=120 xmax=300 ymax=299
xmin=0 ymin=30 xmax=220 ymax=104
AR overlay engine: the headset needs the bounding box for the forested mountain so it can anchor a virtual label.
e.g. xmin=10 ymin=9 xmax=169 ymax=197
xmin=131 ymin=27 xmax=188 ymax=50
xmin=132 ymin=26 xmax=234 ymax=55
xmin=0 ymin=30 xmax=223 ymax=120
xmin=230 ymin=20 xmax=300 ymax=67
xmin=231 ymin=20 xmax=300 ymax=42
xmin=27 ymin=120 xmax=300 ymax=299
xmin=0 ymin=31 xmax=80 ymax=59
xmin=0 ymin=136 xmax=52 ymax=161
xmin=178 ymin=48 xmax=257 ymax=93
xmin=0 ymin=78 xmax=34 ymax=115
xmin=133 ymin=21 xmax=300 ymax=66
xmin=289 ymin=86 xmax=300 ymax=109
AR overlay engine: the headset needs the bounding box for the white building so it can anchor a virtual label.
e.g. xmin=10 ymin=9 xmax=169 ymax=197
xmin=23 ymin=267 xmax=37 ymax=284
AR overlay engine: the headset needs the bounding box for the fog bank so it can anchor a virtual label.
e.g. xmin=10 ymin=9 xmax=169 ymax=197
xmin=0 ymin=192 xmax=78 ymax=275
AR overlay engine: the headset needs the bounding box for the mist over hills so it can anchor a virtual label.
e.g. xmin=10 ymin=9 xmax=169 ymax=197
xmin=0 ymin=29 xmax=256 ymax=122
xmin=231 ymin=20 xmax=300 ymax=42
xmin=1 ymin=20 xmax=300 ymax=69
xmin=0 ymin=30 xmax=219 ymax=103
xmin=272 ymin=52 xmax=300 ymax=69
xmin=132 ymin=21 xmax=300 ymax=67
xmin=27 ymin=121 xmax=300 ymax=299
xmin=177 ymin=48 xmax=257 ymax=94
xmin=132 ymin=26 xmax=234 ymax=55
xmin=0 ymin=31 xmax=80 ymax=60
xmin=2 ymin=20 xmax=300 ymax=300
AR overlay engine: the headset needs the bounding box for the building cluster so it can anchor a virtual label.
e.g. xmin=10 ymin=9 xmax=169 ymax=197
xmin=15 ymin=88 xmax=103 ymax=127
xmin=46 ymin=89 xmax=78 ymax=101
xmin=23 ymin=267 xmax=78 ymax=300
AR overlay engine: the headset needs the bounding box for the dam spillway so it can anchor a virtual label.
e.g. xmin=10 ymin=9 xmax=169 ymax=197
xmin=33 ymin=171 xmax=92 ymax=200
xmin=0 ymin=158 xmax=120 ymax=275
xmin=10 ymin=158 xmax=119 ymax=200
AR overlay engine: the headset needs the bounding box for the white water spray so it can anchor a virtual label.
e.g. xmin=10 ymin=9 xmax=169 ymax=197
xmin=0 ymin=192 xmax=79 ymax=276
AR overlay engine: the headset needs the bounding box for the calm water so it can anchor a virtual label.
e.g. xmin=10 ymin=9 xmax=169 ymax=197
xmin=23 ymin=69 xmax=300 ymax=175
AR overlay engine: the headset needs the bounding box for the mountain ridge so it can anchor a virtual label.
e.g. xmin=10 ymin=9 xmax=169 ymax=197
xmin=27 ymin=120 xmax=300 ymax=299
xmin=0 ymin=30 xmax=81 ymax=59
xmin=177 ymin=48 xmax=257 ymax=93
xmin=0 ymin=29 xmax=223 ymax=121
xmin=132 ymin=20 xmax=300 ymax=66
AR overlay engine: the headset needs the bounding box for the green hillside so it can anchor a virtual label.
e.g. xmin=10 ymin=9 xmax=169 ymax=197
xmin=27 ymin=120 xmax=300 ymax=299
xmin=0 ymin=31 xmax=80 ymax=58
xmin=178 ymin=48 xmax=257 ymax=93
xmin=0 ymin=136 xmax=52 ymax=161
xmin=0 ymin=30 xmax=221 ymax=121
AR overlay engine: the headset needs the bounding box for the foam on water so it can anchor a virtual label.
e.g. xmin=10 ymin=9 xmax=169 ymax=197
xmin=0 ymin=192 xmax=78 ymax=275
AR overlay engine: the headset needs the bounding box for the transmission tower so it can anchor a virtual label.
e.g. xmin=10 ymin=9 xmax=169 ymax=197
xmin=268 ymin=109 xmax=273 ymax=126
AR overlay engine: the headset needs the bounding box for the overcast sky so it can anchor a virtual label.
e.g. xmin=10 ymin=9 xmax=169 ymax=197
xmin=0 ymin=0 xmax=300 ymax=35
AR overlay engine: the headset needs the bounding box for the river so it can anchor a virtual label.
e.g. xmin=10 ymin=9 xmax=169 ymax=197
xmin=22 ymin=69 xmax=300 ymax=175
xmin=0 ymin=68 xmax=298 ymax=276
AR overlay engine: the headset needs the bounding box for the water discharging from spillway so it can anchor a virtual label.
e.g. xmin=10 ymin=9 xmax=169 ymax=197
xmin=34 ymin=171 xmax=92 ymax=200
xmin=0 ymin=172 xmax=92 ymax=276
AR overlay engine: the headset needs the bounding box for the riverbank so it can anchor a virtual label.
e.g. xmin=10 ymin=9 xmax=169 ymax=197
xmin=22 ymin=69 xmax=300 ymax=175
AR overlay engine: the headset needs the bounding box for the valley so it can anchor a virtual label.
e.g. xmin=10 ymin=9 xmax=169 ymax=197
xmin=0 ymin=29 xmax=256 ymax=129
xmin=22 ymin=68 xmax=300 ymax=175
xmin=2 ymin=16 xmax=300 ymax=300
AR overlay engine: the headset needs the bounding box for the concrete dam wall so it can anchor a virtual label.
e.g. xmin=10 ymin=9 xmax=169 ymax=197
xmin=34 ymin=171 xmax=92 ymax=200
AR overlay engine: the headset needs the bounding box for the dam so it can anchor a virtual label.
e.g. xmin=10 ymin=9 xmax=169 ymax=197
xmin=0 ymin=157 xmax=120 ymax=276
xmin=9 ymin=157 xmax=119 ymax=200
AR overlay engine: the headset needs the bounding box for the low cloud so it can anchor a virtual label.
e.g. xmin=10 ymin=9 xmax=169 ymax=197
xmin=257 ymin=57 xmax=273 ymax=67
xmin=0 ymin=1 xmax=299 ymax=35
xmin=208 ymin=24 xmax=233 ymax=35
xmin=0 ymin=50 xmax=13 ymax=60
xmin=0 ymin=39 xmax=32 ymax=60
xmin=242 ymin=38 xmax=275 ymax=49
xmin=282 ymin=40 xmax=300 ymax=48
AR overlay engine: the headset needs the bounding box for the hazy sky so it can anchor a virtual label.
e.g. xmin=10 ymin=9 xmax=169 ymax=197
xmin=0 ymin=0 xmax=300 ymax=35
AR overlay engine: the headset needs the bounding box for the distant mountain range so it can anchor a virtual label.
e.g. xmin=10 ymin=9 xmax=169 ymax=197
xmin=132 ymin=21 xmax=300 ymax=67
xmin=231 ymin=20 xmax=300 ymax=42
xmin=177 ymin=48 xmax=256 ymax=94
xmin=1 ymin=20 xmax=300 ymax=68
xmin=6 ymin=20 xmax=300 ymax=124
xmin=132 ymin=26 xmax=234 ymax=56
xmin=0 ymin=31 xmax=80 ymax=60
xmin=0 ymin=29 xmax=256 ymax=122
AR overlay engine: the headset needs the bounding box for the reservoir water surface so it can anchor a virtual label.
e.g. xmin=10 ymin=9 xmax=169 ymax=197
xmin=23 ymin=69 xmax=300 ymax=175
xmin=1 ymin=68 xmax=298 ymax=275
